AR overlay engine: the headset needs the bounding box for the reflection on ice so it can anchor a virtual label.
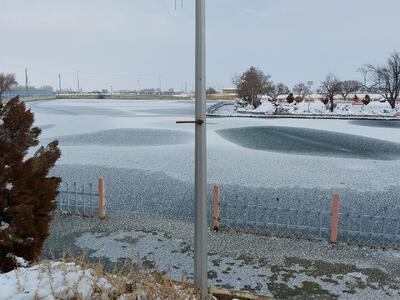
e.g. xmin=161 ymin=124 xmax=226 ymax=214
xmin=49 ymin=128 xmax=193 ymax=147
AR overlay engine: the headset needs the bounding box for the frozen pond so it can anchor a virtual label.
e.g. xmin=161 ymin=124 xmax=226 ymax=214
xmin=217 ymin=126 xmax=400 ymax=160
xmin=28 ymin=99 xmax=400 ymax=218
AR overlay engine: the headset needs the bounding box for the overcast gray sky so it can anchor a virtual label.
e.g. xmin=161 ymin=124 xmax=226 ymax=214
xmin=1 ymin=0 xmax=399 ymax=91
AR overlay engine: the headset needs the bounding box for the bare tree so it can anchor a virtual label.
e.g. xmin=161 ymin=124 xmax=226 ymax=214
xmin=339 ymin=80 xmax=360 ymax=100
xmin=357 ymin=65 xmax=369 ymax=90
xmin=233 ymin=66 xmax=273 ymax=108
xmin=366 ymin=52 xmax=400 ymax=109
xmin=319 ymin=74 xmax=341 ymax=112
xmin=292 ymin=83 xmax=312 ymax=100
xmin=267 ymin=83 xmax=290 ymax=100
xmin=0 ymin=73 xmax=17 ymax=105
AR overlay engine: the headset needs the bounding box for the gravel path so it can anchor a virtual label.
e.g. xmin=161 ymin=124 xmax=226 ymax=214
xmin=43 ymin=213 xmax=400 ymax=299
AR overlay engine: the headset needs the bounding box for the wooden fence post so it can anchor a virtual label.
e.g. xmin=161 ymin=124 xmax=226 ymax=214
xmin=330 ymin=192 xmax=340 ymax=244
xmin=98 ymin=177 xmax=106 ymax=219
xmin=212 ymin=184 xmax=220 ymax=232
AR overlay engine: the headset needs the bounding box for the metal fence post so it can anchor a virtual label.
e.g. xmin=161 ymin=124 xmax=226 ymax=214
xmin=318 ymin=208 xmax=323 ymax=240
xmin=346 ymin=213 xmax=350 ymax=244
xmin=330 ymin=193 xmax=340 ymax=244
xmin=382 ymin=216 xmax=386 ymax=248
xmin=82 ymin=184 xmax=86 ymax=215
xmin=395 ymin=217 xmax=399 ymax=249
xmin=90 ymin=183 xmax=94 ymax=216
xmin=212 ymin=184 xmax=220 ymax=232
xmin=66 ymin=183 xmax=70 ymax=213
xmin=74 ymin=182 xmax=77 ymax=213
xmin=98 ymin=177 xmax=106 ymax=219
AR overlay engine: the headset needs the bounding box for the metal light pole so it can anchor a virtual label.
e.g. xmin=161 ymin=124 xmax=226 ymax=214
xmin=194 ymin=0 xmax=207 ymax=297
xmin=175 ymin=1 xmax=207 ymax=296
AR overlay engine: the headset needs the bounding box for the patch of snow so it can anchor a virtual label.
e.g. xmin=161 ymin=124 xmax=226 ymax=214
xmin=0 ymin=221 xmax=9 ymax=231
xmin=14 ymin=256 xmax=28 ymax=267
xmin=5 ymin=183 xmax=13 ymax=190
xmin=0 ymin=261 xmax=204 ymax=300
xmin=0 ymin=262 xmax=114 ymax=300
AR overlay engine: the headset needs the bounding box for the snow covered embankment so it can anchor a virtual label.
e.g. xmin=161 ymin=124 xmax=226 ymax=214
xmin=0 ymin=260 xmax=201 ymax=300
xmin=213 ymin=100 xmax=400 ymax=119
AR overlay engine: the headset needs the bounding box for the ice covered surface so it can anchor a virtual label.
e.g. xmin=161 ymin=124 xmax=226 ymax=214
xmin=27 ymin=99 xmax=400 ymax=213
xmin=216 ymin=126 xmax=400 ymax=160
xmin=50 ymin=128 xmax=193 ymax=147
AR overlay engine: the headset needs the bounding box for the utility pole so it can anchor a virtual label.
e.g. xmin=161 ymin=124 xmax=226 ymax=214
xmin=137 ymin=75 xmax=141 ymax=94
xmin=25 ymin=68 xmax=28 ymax=91
xmin=76 ymin=71 xmax=80 ymax=94
xmin=58 ymin=73 xmax=62 ymax=92
xmin=158 ymin=73 xmax=162 ymax=95
xmin=194 ymin=0 xmax=207 ymax=297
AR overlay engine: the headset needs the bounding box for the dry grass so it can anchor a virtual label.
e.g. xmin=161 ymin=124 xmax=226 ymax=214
xmin=16 ymin=251 xmax=205 ymax=300
xmin=207 ymin=94 xmax=237 ymax=101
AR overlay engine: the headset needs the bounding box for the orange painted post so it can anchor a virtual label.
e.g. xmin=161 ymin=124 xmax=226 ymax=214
xmin=212 ymin=184 xmax=220 ymax=232
xmin=98 ymin=177 xmax=106 ymax=219
xmin=330 ymin=192 xmax=340 ymax=244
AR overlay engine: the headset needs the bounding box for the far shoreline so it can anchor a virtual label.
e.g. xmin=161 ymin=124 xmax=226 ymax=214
xmin=15 ymin=94 xmax=237 ymax=102
xmin=14 ymin=96 xmax=400 ymax=121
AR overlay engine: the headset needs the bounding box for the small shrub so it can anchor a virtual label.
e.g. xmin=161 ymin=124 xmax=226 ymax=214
xmin=295 ymin=96 xmax=303 ymax=103
xmin=0 ymin=96 xmax=61 ymax=272
xmin=321 ymin=97 xmax=329 ymax=105
xmin=286 ymin=93 xmax=294 ymax=103
xmin=362 ymin=95 xmax=371 ymax=105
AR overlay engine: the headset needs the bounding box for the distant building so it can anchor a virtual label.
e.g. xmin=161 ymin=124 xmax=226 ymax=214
xmin=140 ymin=88 xmax=156 ymax=95
xmin=163 ymin=88 xmax=175 ymax=95
xmin=222 ymin=88 xmax=238 ymax=95
xmin=3 ymin=87 xmax=55 ymax=99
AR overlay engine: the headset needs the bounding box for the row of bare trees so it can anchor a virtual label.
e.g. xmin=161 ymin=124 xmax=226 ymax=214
xmin=318 ymin=76 xmax=361 ymax=112
xmin=232 ymin=66 xmax=359 ymax=109
xmin=233 ymin=51 xmax=400 ymax=110
xmin=319 ymin=51 xmax=399 ymax=111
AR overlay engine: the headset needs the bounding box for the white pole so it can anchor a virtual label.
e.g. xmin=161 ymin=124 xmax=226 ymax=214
xmin=194 ymin=0 xmax=207 ymax=297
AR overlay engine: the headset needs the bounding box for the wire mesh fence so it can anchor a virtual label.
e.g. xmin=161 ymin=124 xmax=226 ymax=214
xmin=220 ymin=200 xmax=400 ymax=249
xmin=55 ymin=180 xmax=400 ymax=249
xmin=56 ymin=182 xmax=98 ymax=217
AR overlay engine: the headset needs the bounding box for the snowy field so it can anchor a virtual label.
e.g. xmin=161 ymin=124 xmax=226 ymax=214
xmin=28 ymin=99 xmax=400 ymax=218
xmin=212 ymin=100 xmax=400 ymax=118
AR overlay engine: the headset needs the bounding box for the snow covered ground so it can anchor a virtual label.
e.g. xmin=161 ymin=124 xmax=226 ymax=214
xmin=0 ymin=259 xmax=200 ymax=300
xmin=213 ymin=100 xmax=400 ymax=118
xmin=40 ymin=213 xmax=400 ymax=299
